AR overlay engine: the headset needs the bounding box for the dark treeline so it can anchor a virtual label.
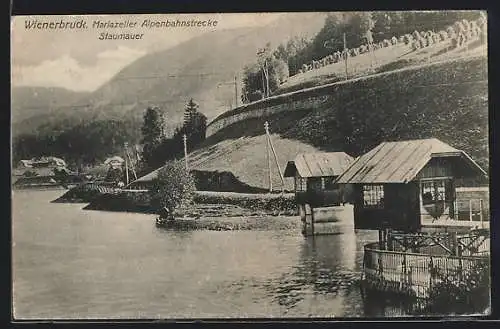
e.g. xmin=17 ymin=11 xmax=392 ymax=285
xmin=12 ymin=120 xmax=141 ymax=170
xmin=281 ymin=11 xmax=482 ymax=76
xmin=241 ymin=10 xmax=483 ymax=102
xmin=13 ymin=98 xmax=208 ymax=176
xmin=139 ymin=99 xmax=207 ymax=175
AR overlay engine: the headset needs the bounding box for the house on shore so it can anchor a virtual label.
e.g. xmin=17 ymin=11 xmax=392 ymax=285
xmin=283 ymin=152 xmax=354 ymax=206
xmin=104 ymin=156 xmax=125 ymax=169
xmin=335 ymin=138 xmax=488 ymax=231
xmin=14 ymin=156 xmax=67 ymax=177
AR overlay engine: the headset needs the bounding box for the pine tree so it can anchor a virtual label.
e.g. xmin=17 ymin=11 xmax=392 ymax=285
xmin=180 ymin=99 xmax=207 ymax=150
xmin=183 ymin=98 xmax=199 ymax=134
xmin=141 ymin=106 xmax=166 ymax=170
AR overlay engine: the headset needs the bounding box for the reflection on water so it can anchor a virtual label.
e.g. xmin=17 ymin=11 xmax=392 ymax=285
xmin=13 ymin=190 xmax=409 ymax=319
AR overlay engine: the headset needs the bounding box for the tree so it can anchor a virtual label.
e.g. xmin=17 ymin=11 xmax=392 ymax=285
xmin=241 ymin=63 xmax=264 ymax=103
xmin=180 ymin=99 xmax=207 ymax=148
xmin=141 ymin=106 xmax=166 ymax=170
xmin=183 ymin=98 xmax=199 ymax=131
xmin=308 ymin=12 xmax=374 ymax=60
xmin=345 ymin=12 xmax=375 ymax=47
xmin=241 ymin=52 xmax=290 ymax=103
xmin=278 ymin=36 xmax=313 ymax=75
xmin=149 ymin=160 xmax=196 ymax=216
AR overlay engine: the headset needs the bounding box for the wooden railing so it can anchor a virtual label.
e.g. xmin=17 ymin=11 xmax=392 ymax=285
xmin=363 ymin=242 xmax=489 ymax=298
xmin=363 ymin=230 xmax=490 ymax=298
xmin=83 ymin=181 xmax=121 ymax=194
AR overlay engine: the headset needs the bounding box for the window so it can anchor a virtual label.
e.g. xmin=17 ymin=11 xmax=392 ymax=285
xmin=295 ymin=176 xmax=306 ymax=192
xmin=363 ymin=185 xmax=384 ymax=208
xmin=324 ymin=177 xmax=337 ymax=190
xmin=421 ymin=180 xmax=446 ymax=205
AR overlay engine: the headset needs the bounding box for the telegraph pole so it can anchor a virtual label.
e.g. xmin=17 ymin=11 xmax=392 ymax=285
xmin=343 ymin=32 xmax=348 ymax=81
xmin=257 ymin=48 xmax=269 ymax=98
xmin=124 ymin=142 xmax=129 ymax=185
xmin=183 ymin=134 xmax=188 ymax=171
xmin=217 ymin=76 xmax=239 ymax=109
xmin=234 ymin=76 xmax=238 ymax=107
xmin=124 ymin=142 xmax=137 ymax=180
xmin=264 ymin=121 xmax=285 ymax=193
xmin=264 ymin=121 xmax=272 ymax=192
xmin=264 ymin=60 xmax=270 ymax=97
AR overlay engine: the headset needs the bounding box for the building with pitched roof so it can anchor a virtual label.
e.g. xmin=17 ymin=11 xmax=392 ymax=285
xmin=284 ymin=152 xmax=355 ymax=206
xmin=335 ymin=138 xmax=487 ymax=231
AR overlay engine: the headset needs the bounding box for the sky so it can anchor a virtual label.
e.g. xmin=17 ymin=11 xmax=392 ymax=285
xmin=11 ymin=13 xmax=285 ymax=92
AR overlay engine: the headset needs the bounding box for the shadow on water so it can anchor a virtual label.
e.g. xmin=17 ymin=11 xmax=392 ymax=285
xmin=261 ymin=233 xmax=363 ymax=311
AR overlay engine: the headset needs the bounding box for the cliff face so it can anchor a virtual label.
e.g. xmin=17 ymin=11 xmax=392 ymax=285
xmin=192 ymin=56 xmax=488 ymax=190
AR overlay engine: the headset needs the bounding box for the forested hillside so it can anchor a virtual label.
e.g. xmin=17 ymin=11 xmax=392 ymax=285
xmin=189 ymin=55 xmax=488 ymax=190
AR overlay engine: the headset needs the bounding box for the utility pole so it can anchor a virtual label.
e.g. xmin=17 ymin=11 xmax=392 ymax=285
xmin=264 ymin=121 xmax=272 ymax=193
xmin=183 ymin=134 xmax=188 ymax=171
xmin=264 ymin=121 xmax=285 ymax=193
xmin=234 ymin=75 xmax=238 ymax=107
xmin=124 ymin=142 xmax=137 ymax=180
xmin=124 ymin=142 xmax=129 ymax=185
xmin=217 ymin=76 xmax=239 ymax=109
xmin=264 ymin=60 xmax=270 ymax=97
xmin=343 ymin=32 xmax=348 ymax=81
xmin=257 ymin=48 xmax=270 ymax=98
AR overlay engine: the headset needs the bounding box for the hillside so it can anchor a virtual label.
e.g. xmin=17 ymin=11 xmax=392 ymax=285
xmin=276 ymin=30 xmax=487 ymax=95
xmin=12 ymin=13 xmax=327 ymax=137
xmin=186 ymin=54 xmax=488 ymax=191
xmin=11 ymin=86 xmax=89 ymax=124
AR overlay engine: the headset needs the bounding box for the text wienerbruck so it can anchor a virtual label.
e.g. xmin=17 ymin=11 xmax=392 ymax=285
xmin=25 ymin=19 xmax=88 ymax=30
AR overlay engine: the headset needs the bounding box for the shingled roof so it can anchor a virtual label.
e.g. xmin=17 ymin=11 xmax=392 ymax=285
xmin=283 ymin=152 xmax=354 ymax=178
xmin=335 ymin=138 xmax=486 ymax=184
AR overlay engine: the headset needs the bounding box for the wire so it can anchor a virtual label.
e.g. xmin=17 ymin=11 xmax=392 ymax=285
xmin=114 ymin=72 xmax=240 ymax=81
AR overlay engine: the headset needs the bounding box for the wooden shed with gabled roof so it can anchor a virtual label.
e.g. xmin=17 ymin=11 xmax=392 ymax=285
xmin=335 ymin=138 xmax=487 ymax=231
xmin=284 ymin=152 xmax=355 ymax=206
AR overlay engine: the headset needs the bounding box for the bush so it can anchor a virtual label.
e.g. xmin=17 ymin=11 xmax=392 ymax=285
xmin=194 ymin=191 xmax=296 ymax=213
xmin=427 ymin=259 xmax=490 ymax=314
xmin=439 ymin=30 xmax=448 ymax=41
xmin=248 ymin=90 xmax=264 ymax=102
xmin=403 ymin=34 xmax=413 ymax=45
xmin=22 ymin=170 xmax=38 ymax=177
xmin=149 ymin=160 xmax=196 ymax=214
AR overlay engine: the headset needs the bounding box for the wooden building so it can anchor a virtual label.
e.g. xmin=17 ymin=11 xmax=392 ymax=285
xmin=283 ymin=152 xmax=354 ymax=206
xmin=335 ymin=138 xmax=487 ymax=231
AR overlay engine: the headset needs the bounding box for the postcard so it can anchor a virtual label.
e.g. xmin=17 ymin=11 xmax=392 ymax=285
xmin=11 ymin=11 xmax=490 ymax=319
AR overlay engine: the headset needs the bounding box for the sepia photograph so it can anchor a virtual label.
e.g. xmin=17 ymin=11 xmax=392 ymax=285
xmin=11 ymin=11 xmax=490 ymax=319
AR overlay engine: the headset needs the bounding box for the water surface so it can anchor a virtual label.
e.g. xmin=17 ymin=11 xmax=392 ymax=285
xmin=12 ymin=189 xmax=405 ymax=319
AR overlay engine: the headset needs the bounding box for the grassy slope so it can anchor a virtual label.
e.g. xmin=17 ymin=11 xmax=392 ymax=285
xmin=276 ymin=34 xmax=486 ymax=95
xmin=189 ymin=53 xmax=488 ymax=190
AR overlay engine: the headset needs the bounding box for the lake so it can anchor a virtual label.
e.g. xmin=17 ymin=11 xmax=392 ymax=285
xmin=12 ymin=189 xmax=408 ymax=319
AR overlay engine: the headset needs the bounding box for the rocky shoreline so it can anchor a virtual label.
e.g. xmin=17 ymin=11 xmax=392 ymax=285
xmin=155 ymin=215 xmax=302 ymax=231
